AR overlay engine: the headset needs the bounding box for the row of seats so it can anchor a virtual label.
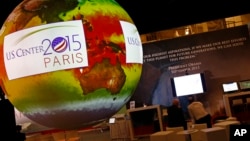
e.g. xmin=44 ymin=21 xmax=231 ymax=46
xmin=150 ymin=120 xmax=240 ymax=141
xmin=150 ymin=126 xmax=227 ymax=141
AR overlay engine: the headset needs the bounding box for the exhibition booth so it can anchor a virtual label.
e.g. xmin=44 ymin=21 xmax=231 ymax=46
xmin=15 ymin=14 xmax=250 ymax=141
xmin=109 ymin=14 xmax=250 ymax=141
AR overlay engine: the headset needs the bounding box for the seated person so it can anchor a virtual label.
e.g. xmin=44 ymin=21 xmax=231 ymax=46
xmin=167 ymin=98 xmax=187 ymax=130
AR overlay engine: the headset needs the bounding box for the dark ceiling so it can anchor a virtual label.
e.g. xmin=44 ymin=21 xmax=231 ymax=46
xmin=1 ymin=0 xmax=250 ymax=34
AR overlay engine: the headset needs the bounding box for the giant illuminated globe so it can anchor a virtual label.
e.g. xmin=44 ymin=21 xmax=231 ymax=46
xmin=0 ymin=0 xmax=143 ymax=129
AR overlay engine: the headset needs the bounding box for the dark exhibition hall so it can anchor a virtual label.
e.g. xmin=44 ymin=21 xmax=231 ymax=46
xmin=1 ymin=0 xmax=250 ymax=34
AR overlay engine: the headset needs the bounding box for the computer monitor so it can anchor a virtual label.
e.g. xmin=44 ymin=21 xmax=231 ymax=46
xmin=171 ymin=73 xmax=207 ymax=97
xmin=238 ymin=80 xmax=250 ymax=91
xmin=222 ymin=82 xmax=239 ymax=93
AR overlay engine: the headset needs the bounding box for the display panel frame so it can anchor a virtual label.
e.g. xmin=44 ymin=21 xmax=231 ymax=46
xmin=222 ymin=82 xmax=239 ymax=93
xmin=238 ymin=80 xmax=250 ymax=91
xmin=171 ymin=73 xmax=207 ymax=97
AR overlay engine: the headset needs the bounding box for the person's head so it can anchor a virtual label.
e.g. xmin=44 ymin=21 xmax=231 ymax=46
xmin=172 ymin=98 xmax=180 ymax=107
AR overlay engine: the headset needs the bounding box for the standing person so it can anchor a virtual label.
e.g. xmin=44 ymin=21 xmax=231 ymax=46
xmin=167 ymin=98 xmax=187 ymax=130
xmin=187 ymin=96 xmax=212 ymax=128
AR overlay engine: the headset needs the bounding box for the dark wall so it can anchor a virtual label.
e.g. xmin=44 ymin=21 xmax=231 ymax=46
xmin=1 ymin=0 xmax=250 ymax=34
xmin=130 ymin=25 xmax=250 ymax=119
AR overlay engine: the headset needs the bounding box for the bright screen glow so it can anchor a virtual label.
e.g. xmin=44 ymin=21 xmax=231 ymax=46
xmin=171 ymin=73 xmax=206 ymax=97
xmin=222 ymin=82 xmax=239 ymax=93
xmin=238 ymin=80 xmax=250 ymax=91
xmin=109 ymin=118 xmax=115 ymax=124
